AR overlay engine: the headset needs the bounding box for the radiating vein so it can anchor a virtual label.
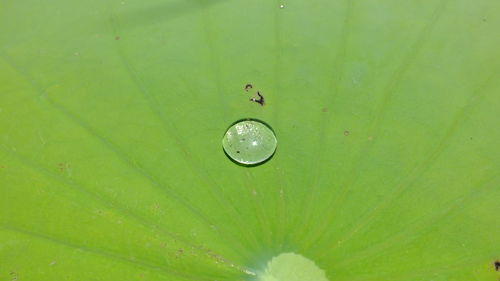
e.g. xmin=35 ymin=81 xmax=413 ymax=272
xmin=300 ymin=0 xmax=453 ymax=250
xmin=0 ymin=53 xmax=220 ymax=244
xmin=337 ymin=255 xmax=494 ymax=281
xmin=329 ymin=174 xmax=498 ymax=267
xmin=0 ymin=224 xmax=212 ymax=281
xmin=0 ymin=146 xmax=253 ymax=275
xmin=269 ymin=0 xmax=290 ymax=252
xmin=292 ymin=0 xmax=355 ymax=243
xmin=106 ymin=0 xmax=263 ymax=253
xmin=312 ymin=68 xmax=498 ymax=257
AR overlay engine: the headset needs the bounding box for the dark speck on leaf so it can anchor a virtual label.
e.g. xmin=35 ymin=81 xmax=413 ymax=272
xmin=250 ymin=91 xmax=265 ymax=106
xmin=344 ymin=130 xmax=350 ymax=136
xmin=244 ymin=83 xmax=253 ymax=91
xmin=494 ymin=260 xmax=500 ymax=271
xmin=236 ymin=151 xmax=240 ymax=153
xmin=115 ymin=36 xmax=121 ymax=40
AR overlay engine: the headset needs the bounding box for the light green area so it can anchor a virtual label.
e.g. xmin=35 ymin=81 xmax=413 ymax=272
xmin=222 ymin=120 xmax=277 ymax=165
xmin=258 ymin=253 xmax=328 ymax=281
xmin=1 ymin=0 xmax=500 ymax=280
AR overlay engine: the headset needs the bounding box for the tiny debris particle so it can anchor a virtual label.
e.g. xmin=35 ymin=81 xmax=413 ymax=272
xmin=49 ymin=260 xmax=57 ymax=266
xmin=321 ymin=107 xmax=328 ymax=112
xmin=250 ymin=91 xmax=265 ymax=106
xmin=244 ymin=83 xmax=253 ymax=91
xmin=115 ymin=36 xmax=120 ymax=40
xmin=344 ymin=130 xmax=350 ymax=136
xmin=279 ymin=4 xmax=285 ymax=8
xmin=494 ymin=260 xmax=500 ymax=271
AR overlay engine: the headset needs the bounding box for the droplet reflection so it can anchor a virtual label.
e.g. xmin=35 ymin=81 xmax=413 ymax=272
xmin=222 ymin=119 xmax=277 ymax=165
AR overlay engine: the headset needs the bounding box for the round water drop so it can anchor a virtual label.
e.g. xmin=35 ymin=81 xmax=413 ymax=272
xmin=222 ymin=119 xmax=277 ymax=165
xmin=279 ymin=4 xmax=285 ymax=8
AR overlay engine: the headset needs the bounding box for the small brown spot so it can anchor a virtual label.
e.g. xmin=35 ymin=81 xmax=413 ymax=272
xmin=244 ymin=83 xmax=253 ymax=91
xmin=344 ymin=130 xmax=350 ymax=136
xmin=322 ymin=107 xmax=328 ymax=112
xmin=176 ymin=248 xmax=184 ymax=257
xmin=494 ymin=260 xmax=500 ymax=271
xmin=115 ymin=36 xmax=121 ymax=40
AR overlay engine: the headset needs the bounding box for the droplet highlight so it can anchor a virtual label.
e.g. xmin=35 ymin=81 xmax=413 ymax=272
xmin=222 ymin=119 xmax=277 ymax=165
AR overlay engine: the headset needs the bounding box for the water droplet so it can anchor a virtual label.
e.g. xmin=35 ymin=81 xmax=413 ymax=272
xmin=222 ymin=119 xmax=277 ymax=165
xmin=279 ymin=4 xmax=285 ymax=8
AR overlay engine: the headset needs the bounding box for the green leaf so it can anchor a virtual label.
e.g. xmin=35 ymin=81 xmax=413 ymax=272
xmin=1 ymin=0 xmax=499 ymax=280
